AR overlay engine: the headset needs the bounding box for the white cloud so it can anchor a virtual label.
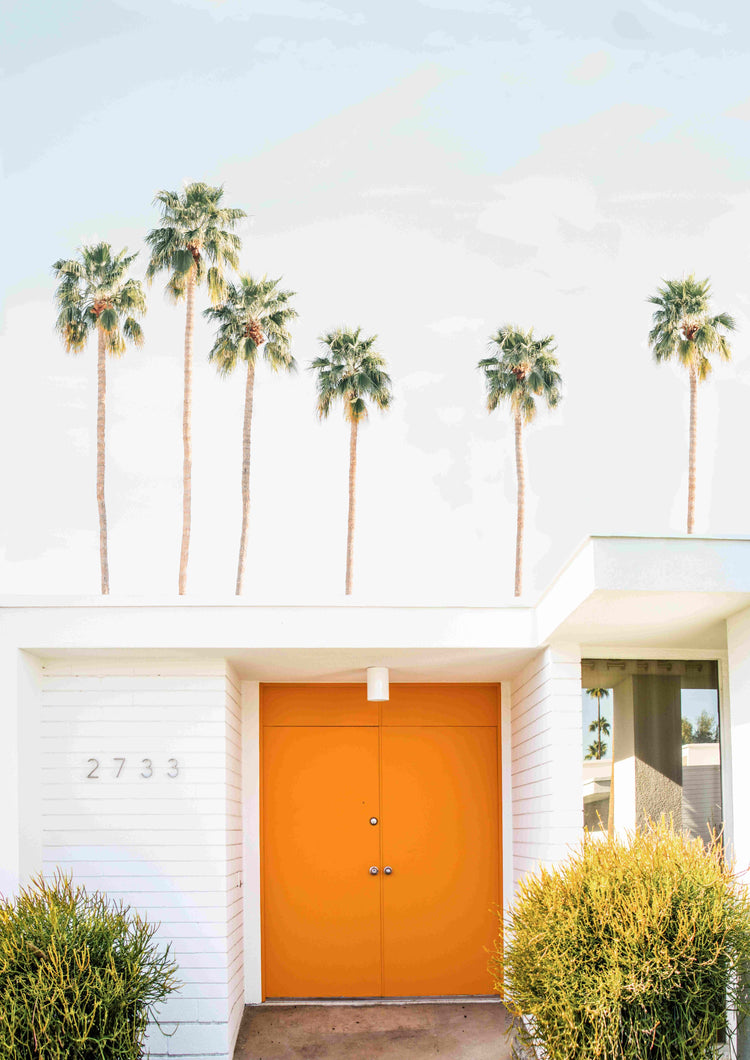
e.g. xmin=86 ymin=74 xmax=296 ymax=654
xmin=639 ymin=0 xmax=727 ymax=35
xmin=429 ymin=316 xmax=486 ymax=335
xmin=567 ymin=50 xmax=615 ymax=85
xmin=477 ymin=177 xmax=601 ymax=246
xmin=169 ymin=0 xmax=366 ymax=23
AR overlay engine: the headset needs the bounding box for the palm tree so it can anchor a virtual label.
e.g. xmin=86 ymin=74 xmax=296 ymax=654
xmin=648 ymin=275 xmax=735 ymax=534
xmin=584 ymin=686 xmax=614 ymax=837
xmin=146 ymin=182 xmax=245 ymax=594
xmin=585 ymin=740 xmax=608 ymax=761
xmin=204 ymin=275 xmax=298 ymax=595
xmin=309 ymin=328 xmax=392 ymax=595
xmin=585 ymin=687 xmax=611 ymax=761
xmin=52 ymin=243 xmax=146 ymax=595
xmin=478 ymin=326 xmax=562 ymax=596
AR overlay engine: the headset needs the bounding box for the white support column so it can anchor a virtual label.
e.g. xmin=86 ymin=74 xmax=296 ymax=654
xmin=726 ymin=608 xmax=750 ymax=876
xmin=0 ymin=647 xmax=42 ymax=897
xmin=726 ymin=607 xmax=750 ymax=1060
xmin=509 ymin=643 xmax=583 ymax=898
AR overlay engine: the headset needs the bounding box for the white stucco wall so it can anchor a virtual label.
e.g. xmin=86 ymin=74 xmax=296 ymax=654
xmin=509 ymin=644 xmax=583 ymax=895
xmin=40 ymin=659 xmax=243 ymax=1060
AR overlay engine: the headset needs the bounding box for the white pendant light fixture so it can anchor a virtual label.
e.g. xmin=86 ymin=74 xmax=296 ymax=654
xmin=367 ymin=667 xmax=389 ymax=701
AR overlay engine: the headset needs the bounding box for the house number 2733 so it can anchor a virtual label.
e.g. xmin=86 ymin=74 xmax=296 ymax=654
xmin=85 ymin=758 xmax=179 ymax=780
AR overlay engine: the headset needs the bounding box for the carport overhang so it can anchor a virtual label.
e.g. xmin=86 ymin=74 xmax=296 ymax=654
xmin=1 ymin=535 xmax=749 ymax=678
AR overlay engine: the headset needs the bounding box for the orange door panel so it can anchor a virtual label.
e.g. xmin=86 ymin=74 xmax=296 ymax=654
xmin=262 ymin=726 xmax=381 ymax=997
xmin=381 ymin=726 xmax=499 ymax=996
xmin=261 ymin=684 xmax=501 ymax=1000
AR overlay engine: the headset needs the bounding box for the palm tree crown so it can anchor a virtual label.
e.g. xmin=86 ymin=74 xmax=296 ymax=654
xmin=205 ymin=275 xmax=297 ymax=374
xmin=310 ymin=327 xmax=392 ymax=422
xmin=53 ymin=242 xmax=146 ymax=352
xmin=145 ymin=182 xmax=245 ymax=303
xmin=478 ymin=325 xmax=562 ymax=421
xmin=648 ymin=275 xmax=735 ymax=378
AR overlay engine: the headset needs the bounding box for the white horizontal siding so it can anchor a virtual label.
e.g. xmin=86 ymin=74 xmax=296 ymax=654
xmin=40 ymin=660 xmax=243 ymax=1060
xmin=509 ymin=646 xmax=583 ymax=896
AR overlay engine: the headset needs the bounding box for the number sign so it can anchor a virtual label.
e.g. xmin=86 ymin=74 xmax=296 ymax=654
xmin=85 ymin=757 xmax=180 ymax=779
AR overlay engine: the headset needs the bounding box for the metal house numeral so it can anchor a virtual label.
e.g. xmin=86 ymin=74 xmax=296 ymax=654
xmin=83 ymin=756 xmax=180 ymax=779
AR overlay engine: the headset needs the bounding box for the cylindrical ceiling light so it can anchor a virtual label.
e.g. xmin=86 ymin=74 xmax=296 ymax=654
xmin=367 ymin=667 xmax=389 ymax=701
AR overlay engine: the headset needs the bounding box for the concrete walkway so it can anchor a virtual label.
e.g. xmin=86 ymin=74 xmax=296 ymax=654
xmin=234 ymin=1000 xmax=511 ymax=1060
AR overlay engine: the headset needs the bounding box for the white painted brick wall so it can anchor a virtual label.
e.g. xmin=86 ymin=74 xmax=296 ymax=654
xmin=40 ymin=659 xmax=244 ymax=1060
xmin=509 ymin=645 xmax=583 ymax=895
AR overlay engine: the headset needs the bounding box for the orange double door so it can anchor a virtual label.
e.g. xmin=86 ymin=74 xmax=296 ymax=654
xmin=261 ymin=684 xmax=502 ymax=999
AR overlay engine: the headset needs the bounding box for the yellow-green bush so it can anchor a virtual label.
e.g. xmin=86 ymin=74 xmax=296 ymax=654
xmin=0 ymin=873 xmax=178 ymax=1059
xmin=493 ymin=823 xmax=750 ymax=1060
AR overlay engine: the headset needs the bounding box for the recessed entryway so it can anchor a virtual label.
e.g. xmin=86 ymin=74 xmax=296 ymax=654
xmin=234 ymin=1000 xmax=510 ymax=1060
xmin=261 ymin=684 xmax=502 ymax=999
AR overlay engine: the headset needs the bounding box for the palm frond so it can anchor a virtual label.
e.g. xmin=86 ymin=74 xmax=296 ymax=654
xmin=52 ymin=241 xmax=147 ymax=357
xmin=146 ymin=182 xmax=245 ymax=298
xmin=647 ymin=274 xmax=734 ymax=377
xmin=309 ymin=326 xmax=393 ymax=423
xmin=206 ymin=273 xmax=297 ymax=379
xmin=478 ymin=324 xmax=562 ymax=425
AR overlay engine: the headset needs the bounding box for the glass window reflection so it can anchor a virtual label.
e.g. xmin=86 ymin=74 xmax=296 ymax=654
xmin=581 ymin=660 xmax=721 ymax=844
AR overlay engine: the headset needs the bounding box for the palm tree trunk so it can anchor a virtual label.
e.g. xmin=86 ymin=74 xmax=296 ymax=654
xmin=235 ymin=358 xmax=256 ymax=596
xmin=514 ymin=408 xmax=525 ymax=597
xmin=96 ymin=325 xmax=109 ymax=595
xmin=178 ymin=269 xmax=196 ymax=595
xmin=687 ymin=362 xmax=698 ymax=534
xmin=596 ymin=696 xmax=602 ymax=759
xmin=345 ymin=418 xmax=358 ymax=596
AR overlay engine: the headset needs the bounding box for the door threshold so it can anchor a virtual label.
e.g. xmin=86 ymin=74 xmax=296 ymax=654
xmin=261 ymin=996 xmax=501 ymax=1006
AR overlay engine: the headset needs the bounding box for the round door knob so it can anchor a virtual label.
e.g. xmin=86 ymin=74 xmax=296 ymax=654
xmin=369 ymin=817 xmax=378 ymax=826
xmin=384 ymin=866 xmax=393 ymax=875
xmin=369 ymin=866 xmax=379 ymax=875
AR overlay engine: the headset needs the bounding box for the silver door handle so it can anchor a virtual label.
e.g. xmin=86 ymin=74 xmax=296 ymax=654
xmin=384 ymin=866 xmax=393 ymax=875
xmin=369 ymin=866 xmax=379 ymax=875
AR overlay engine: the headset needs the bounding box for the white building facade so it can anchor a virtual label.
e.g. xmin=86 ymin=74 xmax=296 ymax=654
xmin=2 ymin=535 xmax=750 ymax=1060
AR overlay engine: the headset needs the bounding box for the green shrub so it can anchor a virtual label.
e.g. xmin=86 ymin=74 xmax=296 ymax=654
xmin=492 ymin=822 xmax=750 ymax=1060
xmin=0 ymin=873 xmax=179 ymax=1059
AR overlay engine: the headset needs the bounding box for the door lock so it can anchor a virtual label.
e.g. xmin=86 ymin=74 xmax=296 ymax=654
xmin=384 ymin=866 xmax=393 ymax=875
xmin=369 ymin=866 xmax=379 ymax=875
xmin=369 ymin=817 xmax=378 ymax=826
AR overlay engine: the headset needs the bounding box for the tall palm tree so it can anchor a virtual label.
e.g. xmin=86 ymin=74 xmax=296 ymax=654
xmin=52 ymin=243 xmax=146 ymax=595
xmin=648 ymin=275 xmax=735 ymax=534
xmin=585 ymin=687 xmax=611 ymax=761
xmin=204 ymin=275 xmax=298 ymax=595
xmin=309 ymin=328 xmax=392 ymax=595
xmin=584 ymin=686 xmax=615 ymax=837
xmin=146 ymin=182 xmax=245 ymax=594
xmin=478 ymin=326 xmax=562 ymax=597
